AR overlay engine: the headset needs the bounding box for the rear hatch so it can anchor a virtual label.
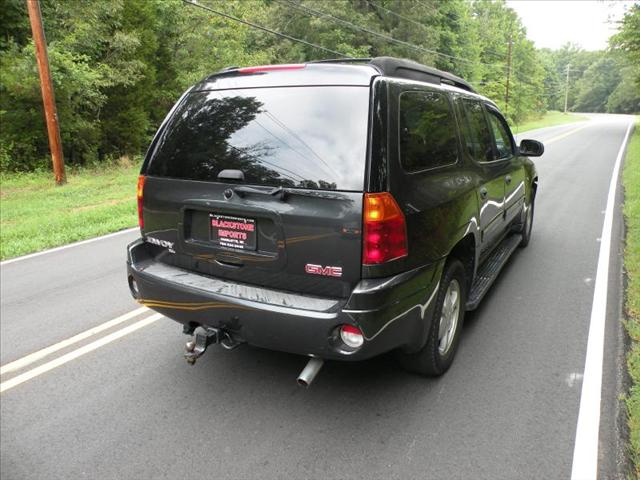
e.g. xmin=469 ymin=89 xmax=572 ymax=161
xmin=140 ymin=84 xmax=371 ymax=298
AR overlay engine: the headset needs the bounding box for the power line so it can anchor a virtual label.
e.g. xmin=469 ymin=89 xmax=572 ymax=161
xmin=367 ymin=0 xmax=430 ymax=33
xmin=185 ymin=0 xmax=558 ymax=100
xmin=182 ymin=0 xmax=351 ymax=59
xmin=278 ymin=0 xmax=505 ymax=69
xmin=366 ymin=0 xmax=506 ymax=61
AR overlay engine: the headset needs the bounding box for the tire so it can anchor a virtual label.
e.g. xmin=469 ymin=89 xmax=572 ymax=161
xmin=518 ymin=198 xmax=534 ymax=248
xmin=397 ymin=259 xmax=466 ymax=377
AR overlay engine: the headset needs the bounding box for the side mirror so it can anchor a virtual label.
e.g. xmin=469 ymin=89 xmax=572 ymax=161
xmin=518 ymin=139 xmax=544 ymax=157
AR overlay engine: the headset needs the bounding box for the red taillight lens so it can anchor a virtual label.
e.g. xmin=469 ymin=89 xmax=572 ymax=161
xmin=137 ymin=175 xmax=145 ymax=229
xmin=339 ymin=325 xmax=364 ymax=349
xmin=237 ymin=64 xmax=305 ymax=74
xmin=362 ymin=192 xmax=408 ymax=265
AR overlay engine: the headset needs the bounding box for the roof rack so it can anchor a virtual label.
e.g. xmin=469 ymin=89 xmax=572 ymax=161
xmin=369 ymin=57 xmax=475 ymax=93
xmin=214 ymin=56 xmax=476 ymax=93
xmin=307 ymin=58 xmax=372 ymax=64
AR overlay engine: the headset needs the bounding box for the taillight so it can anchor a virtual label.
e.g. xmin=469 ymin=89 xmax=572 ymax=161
xmin=362 ymin=192 xmax=408 ymax=264
xmin=137 ymin=175 xmax=145 ymax=229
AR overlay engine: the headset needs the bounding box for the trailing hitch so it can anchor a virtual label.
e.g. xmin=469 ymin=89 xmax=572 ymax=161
xmin=184 ymin=326 xmax=242 ymax=365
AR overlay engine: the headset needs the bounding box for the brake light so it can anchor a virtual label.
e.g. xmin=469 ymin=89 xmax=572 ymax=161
xmin=137 ymin=175 xmax=145 ymax=229
xmin=362 ymin=192 xmax=408 ymax=264
xmin=237 ymin=64 xmax=305 ymax=74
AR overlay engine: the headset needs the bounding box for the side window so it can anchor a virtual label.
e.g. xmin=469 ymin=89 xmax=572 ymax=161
xmin=399 ymin=91 xmax=458 ymax=172
xmin=486 ymin=108 xmax=515 ymax=159
xmin=459 ymin=99 xmax=495 ymax=162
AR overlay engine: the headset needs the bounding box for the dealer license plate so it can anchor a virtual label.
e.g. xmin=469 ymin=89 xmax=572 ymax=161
xmin=209 ymin=214 xmax=257 ymax=251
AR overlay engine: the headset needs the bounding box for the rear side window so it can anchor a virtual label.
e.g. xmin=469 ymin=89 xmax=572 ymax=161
xmin=459 ymin=99 xmax=494 ymax=162
xmin=486 ymin=108 xmax=514 ymax=159
xmin=399 ymin=91 xmax=458 ymax=172
xmin=146 ymin=86 xmax=370 ymax=191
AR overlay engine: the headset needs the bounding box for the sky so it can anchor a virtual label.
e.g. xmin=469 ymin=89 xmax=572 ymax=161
xmin=505 ymin=0 xmax=638 ymax=51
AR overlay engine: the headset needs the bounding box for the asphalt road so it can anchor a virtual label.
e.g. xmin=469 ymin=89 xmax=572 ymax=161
xmin=0 ymin=114 xmax=634 ymax=480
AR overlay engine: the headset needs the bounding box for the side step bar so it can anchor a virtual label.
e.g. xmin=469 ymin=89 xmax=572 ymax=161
xmin=466 ymin=234 xmax=522 ymax=310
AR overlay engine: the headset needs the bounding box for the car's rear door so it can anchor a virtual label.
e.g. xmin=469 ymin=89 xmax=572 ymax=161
xmin=458 ymin=98 xmax=508 ymax=255
xmin=140 ymin=85 xmax=371 ymax=299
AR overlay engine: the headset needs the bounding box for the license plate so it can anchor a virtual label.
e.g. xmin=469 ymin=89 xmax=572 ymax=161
xmin=209 ymin=214 xmax=257 ymax=251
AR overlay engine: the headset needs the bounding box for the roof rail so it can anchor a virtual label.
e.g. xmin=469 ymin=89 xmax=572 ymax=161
xmin=369 ymin=56 xmax=475 ymax=93
xmin=211 ymin=56 xmax=475 ymax=93
xmin=307 ymin=58 xmax=372 ymax=64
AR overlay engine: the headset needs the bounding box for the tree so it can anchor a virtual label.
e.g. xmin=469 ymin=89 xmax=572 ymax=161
xmin=610 ymin=4 xmax=640 ymax=90
xmin=574 ymin=55 xmax=621 ymax=112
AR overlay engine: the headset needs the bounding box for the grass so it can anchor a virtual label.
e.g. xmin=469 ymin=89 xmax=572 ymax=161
xmin=512 ymin=110 xmax=589 ymax=134
xmin=0 ymin=159 xmax=141 ymax=260
xmin=623 ymin=118 xmax=640 ymax=477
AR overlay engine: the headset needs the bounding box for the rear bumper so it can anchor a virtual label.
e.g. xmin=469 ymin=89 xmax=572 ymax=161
xmin=127 ymin=239 xmax=441 ymax=361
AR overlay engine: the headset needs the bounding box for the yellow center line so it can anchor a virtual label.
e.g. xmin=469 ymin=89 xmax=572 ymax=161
xmin=544 ymin=123 xmax=592 ymax=145
xmin=0 ymin=313 xmax=163 ymax=394
xmin=0 ymin=306 xmax=149 ymax=376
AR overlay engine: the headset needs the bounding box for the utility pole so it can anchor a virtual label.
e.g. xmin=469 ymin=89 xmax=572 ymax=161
xmin=26 ymin=0 xmax=66 ymax=185
xmin=563 ymin=64 xmax=571 ymax=114
xmin=505 ymin=34 xmax=513 ymax=116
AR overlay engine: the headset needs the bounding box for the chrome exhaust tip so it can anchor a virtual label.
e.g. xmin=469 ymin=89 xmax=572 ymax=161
xmin=297 ymin=357 xmax=324 ymax=387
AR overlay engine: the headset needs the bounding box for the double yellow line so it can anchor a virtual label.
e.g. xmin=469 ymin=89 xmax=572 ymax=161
xmin=541 ymin=123 xmax=591 ymax=146
xmin=0 ymin=307 xmax=162 ymax=393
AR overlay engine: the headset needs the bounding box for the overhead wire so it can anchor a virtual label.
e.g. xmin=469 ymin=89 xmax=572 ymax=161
xmin=277 ymin=0 xmax=506 ymax=69
xmin=186 ymin=0 xmax=556 ymax=103
xmin=182 ymin=0 xmax=352 ymax=59
xmin=365 ymin=0 xmax=507 ymax=61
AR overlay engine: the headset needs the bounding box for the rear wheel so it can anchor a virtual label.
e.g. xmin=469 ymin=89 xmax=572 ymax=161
xmin=397 ymin=259 xmax=466 ymax=376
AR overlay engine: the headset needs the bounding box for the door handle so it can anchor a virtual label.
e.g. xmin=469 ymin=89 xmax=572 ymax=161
xmin=505 ymin=175 xmax=512 ymax=185
xmin=480 ymin=187 xmax=488 ymax=199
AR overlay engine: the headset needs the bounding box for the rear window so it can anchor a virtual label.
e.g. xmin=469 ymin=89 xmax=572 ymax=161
xmin=399 ymin=91 xmax=458 ymax=172
xmin=146 ymin=86 xmax=370 ymax=191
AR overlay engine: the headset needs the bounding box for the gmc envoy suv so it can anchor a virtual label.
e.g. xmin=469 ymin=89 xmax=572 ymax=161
xmin=126 ymin=57 xmax=543 ymax=386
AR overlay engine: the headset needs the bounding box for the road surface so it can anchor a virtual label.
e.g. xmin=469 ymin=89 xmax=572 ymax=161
xmin=0 ymin=114 xmax=634 ymax=479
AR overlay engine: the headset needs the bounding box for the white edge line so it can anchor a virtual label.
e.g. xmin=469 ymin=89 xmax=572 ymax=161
xmin=0 ymin=313 xmax=163 ymax=393
xmin=0 ymin=227 xmax=139 ymax=266
xmin=570 ymin=120 xmax=634 ymax=480
xmin=0 ymin=306 xmax=149 ymax=375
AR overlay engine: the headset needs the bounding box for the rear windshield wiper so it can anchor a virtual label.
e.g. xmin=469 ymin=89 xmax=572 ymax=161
xmin=233 ymin=185 xmax=284 ymax=200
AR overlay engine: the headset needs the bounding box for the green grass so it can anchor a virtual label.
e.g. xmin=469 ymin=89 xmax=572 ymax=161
xmin=0 ymin=160 xmax=141 ymax=260
xmin=512 ymin=110 xmax=590 ymax=134
xmin=624 ymin=118 xmax=640 ymax=478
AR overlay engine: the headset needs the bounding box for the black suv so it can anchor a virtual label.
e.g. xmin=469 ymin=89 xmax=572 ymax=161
xmin=127 ymin=57 xmax=543 ymax=384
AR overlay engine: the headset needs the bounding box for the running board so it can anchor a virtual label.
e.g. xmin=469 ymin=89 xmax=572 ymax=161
xmin=466 ymin=234 xmax=522 ymax=310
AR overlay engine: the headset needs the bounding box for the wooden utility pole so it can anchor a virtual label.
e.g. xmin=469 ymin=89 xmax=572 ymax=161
xmin=505 ymin=34 xmax=513 ymax=116
xmin=26 ymin=0 xmax=66 ymax=185
xmin=563 ymin=64 xmax=571 ymax=114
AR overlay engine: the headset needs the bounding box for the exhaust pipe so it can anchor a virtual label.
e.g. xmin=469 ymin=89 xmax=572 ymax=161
xmin=297 ymin=357 xmax=324 ymax=387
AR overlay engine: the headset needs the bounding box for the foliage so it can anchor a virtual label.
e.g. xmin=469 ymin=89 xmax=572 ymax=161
xmin=0 ymin=160 xmax=141 ymax=259
xmin=623 ymin=119 xmax=640 ymax=478
xmin=510 ymin=111 xmax=588 ymax=135
xmin=611 ymin=4 xmax=640 ymax=90
xmin=0 ymin=0 xmax=638 ymax=172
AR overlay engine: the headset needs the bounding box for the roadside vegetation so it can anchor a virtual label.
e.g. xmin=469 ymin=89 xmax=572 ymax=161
xmin=511 ymin=111 xmax=589 ymax=134
xmin=0 ymin=1 xmax=637 ymax=258
xmin=0 ymin=159 xmax=140 ymax=259
xmin=1 ymin=1 xmax=639 ymax=173
xmin=624 ymin=119 xmax=640 ymax=477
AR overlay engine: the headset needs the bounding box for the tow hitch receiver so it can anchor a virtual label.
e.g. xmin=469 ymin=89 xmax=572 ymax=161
xmin=184 ymin=326 xmax=243 ymax=364
xmin=184 ymin=326 xmax=222 ymax=365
